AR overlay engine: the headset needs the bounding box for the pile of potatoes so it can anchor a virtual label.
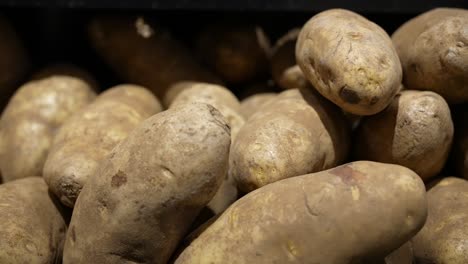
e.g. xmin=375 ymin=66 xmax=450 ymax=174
xmin=0 ymin=7 xmax=467 ymax=264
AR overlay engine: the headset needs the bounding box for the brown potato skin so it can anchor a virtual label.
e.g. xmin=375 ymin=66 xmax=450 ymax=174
xmin=43 ymin=84 xmax=162 ymax=207
xmin=296 ymin=9 xmax=402 ymax=115
xmin=89 ymin=16 xmax=220 ymax=99
xmin=0 ymin=177 xmax=67 ymax=264
xmin=176 ymin=161 xmax=427 ymax=264
xmin=230 ymin=88 xmax=350 ymax=192
xmin=0 ymin=76 xmax=96 ymax=182
xmin=63 ymin=103 xmax=231 ymax=264
xmin=412 ymin=177 xmax=468 ymax=264
xmin=392 ymin=8 xmax=468 ymax=104
xmin=271 ymin=29 xmax=302 ymax=90
xmin=196 ymin=23 xmax=270 ymax=84
xmin=354 ymin=90 xmax=453 ymax=181
xmin=239 ymin=92 xmax=276 ymax=119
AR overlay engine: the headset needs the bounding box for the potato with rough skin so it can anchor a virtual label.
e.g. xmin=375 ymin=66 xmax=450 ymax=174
xmin=63 ymin=102 xmax=231 ymax=264
xmin=0 ymin=177 xmax=68 ymax=264
xmin=43 ymin=84 xmax=162 ymax=207
xmin=239 ymin=92 xmax=276 ymax=119
xmin=32 ymin=63 xmax=99 ymax=92
xmin=89 ymin=16 xmax=220 ymax=99
xmin=412 ymin=177 xmax=468 ymax=264
xmin=354 ymin=90 xmax=453 ymax=181
xmin=230 ymin=88 xmax=350 ymax=193
xmin=296 ymin=9 xmax=402 ymax=115
xmin=176 ymin=161 xmax=427 ymax=264
xmin=0 ymin=76 xmax=96 ymax=182
xmin=196 ymin=23 xmax=270 ymax=84
xmin=392 ymin=8 xmax=468 ymax=104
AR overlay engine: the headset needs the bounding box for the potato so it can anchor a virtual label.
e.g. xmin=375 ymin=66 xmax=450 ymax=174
xmin=0 ymin=15 xmax=30 ymax=109
xmin=239 ymin=92 xmax=276 ymax=119
xmin=392 ymin=8 xmax=468 ymax=104
xmin=175 ymin=161 xmax=427 ymax=264
xmin=0 ymin=76 xmax=96 ymax=182
xmin=89 ymin=16 xmax=220 ymax=99
xmin=230 ymin=88 xmax=350 ymax=192
xmin=412 ymin=177 xmax=468 ymax=263
xmin=196 ymin=23 xmax=270 ymax=84
xmin=63 ymin=102 xmax=231 ymax=264
xmin=354 ymin=90 xmax=453 ymax=181
xmin=43 ymin=84 xmax=162 ymax=207
xmin=0 ymin=177 xmax=68 ymax=264
xmin=32 ymin=63 xmax=99 ymax=92
xmin=296 ymin=9 xmax=402 ymax=115
xmin=453 ymin=105 xmax=468 ymax=179
xmin=278 ymin=65 xmax=309 ymax=90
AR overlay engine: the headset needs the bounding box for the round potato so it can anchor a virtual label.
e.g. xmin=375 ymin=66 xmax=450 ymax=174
xmin=0 ymin=76 xmax=96 ymax=182
xmin=176 ymin=161 xmax=427 ymax=264
xmin=239 ymin=92 xmax=276 ymax=119
xmin=230 ymin=88 xmax=350 ymax=192
xmin=43 ymin=84 xmax=162 ymax=207
xmin=63 ymin=102 xmax=231 ymax=264
xmin=0 ymin=177 xmax=67 ymax=264
xmin=354 ymin=90 xmax=453 ymax=181
xmin=412 ymin=177 xmax=468 ymax=264
xmin=296 ymin=9 xmax=402 ymax=115
xmin=392 ymin=8 xmax=468 ymax=104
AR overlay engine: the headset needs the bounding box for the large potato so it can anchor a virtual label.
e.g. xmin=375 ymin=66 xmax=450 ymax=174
xmin=89 ymin=16 xmax=220 ymax=99
xmin=63 ymin=102 xmax=231 ymax=264
xmin=392 ymin=8 xmax=468 ymax=104
xmin=230 ymin=88 xmax=349 ymax=192
xmin=0 ymin=177 xmax=68 ymax=264
xmin=354 ymin=90 xmax=453 ymax=181
xmin=412 ymin=177 xmax=468 ymax=263
xmin=239 ymin=92 xmax=276 ymax=119
xmin=176 ymin=161 xmax=427 ymax=264
xmin=43 ymin=84 xmax=162 ymax=207
xmin=296 ymin=9 xmax=402 ymax=115
xmin=196 ymin=23 xmax=270 ymax=84
xmin=0 ymin=76 xmax=96 ymax=182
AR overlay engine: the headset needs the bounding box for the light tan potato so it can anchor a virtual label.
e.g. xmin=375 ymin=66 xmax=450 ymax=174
xmin=176 ymin=161 xmax=427 ymax=264
xmin=196 ymin=23 xmax=270 ymax=84
xmin=453 ymin=105 xmax=468 ymax=179
xmin=354 ymin=90 xmax=453 ymax=181
xmin=0 ymin=177 xmax=68 ymax=264
xmin=239 ymin=92 xmax=277 ymax=119
xmin=44 ymin=84 xmax=162 ymax=207
xmin=392 ymin=8 xmax=468 ymax=104
xmin=278 ymin=65 xmax=309 ymax=90
xmin=296 ymin=9 xmax=402 ymax=115
xmin=412 ymin=177 xmax=468 ymax=263
xmin=0 ymin=76 xmax=96 ymax=182
xmin=32 ymin=63 xmax=99 ymax=92
xmin=89 ymin=16 xmax=220 ymax=99
xmin=230 ymin=89 xmax=350 ymax=192
xmin=63 ymin=102 xmax=231 ymax=264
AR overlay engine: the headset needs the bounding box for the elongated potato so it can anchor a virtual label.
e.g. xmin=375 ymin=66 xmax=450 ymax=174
xmin=0 ymin=177 xmax=67 ymax=264
xmin=44 ymin=84 xmax=162 ymax=207
xmin=354 ymin=90 xmax=453 ymax=181
xmin=239 ymin=92 xmax=276 ymax=119
xmin=196 ymin=23 xmax=270 ymax=84
xmin=392 ymin=8 xmax=468 ymax=104
xmin=32 ymin=63 xmax=99 ymax=92
xmin=63 ymin=102 xmax=231 ymax=264
xmin=296 ymin=9 xmax=402 ymax=115
xmin=230 ymin=88 xmax=349 ymax=192
xmin=89 ymin=16 xmax=220 ymax=99
xmin=0 ymin=76 xmax=96 ymax=182
xmin=412 ymin=177 xmax=468 ymax=263
xmin=176 ymin=161 xmax=427 ymax=264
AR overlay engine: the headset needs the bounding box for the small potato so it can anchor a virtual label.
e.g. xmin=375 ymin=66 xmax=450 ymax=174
xmin=239 ymin=92 xmax=276 ymax=119
xmin=175 ymin=161 xmax=427 ymax=264
xmin=32 ymin=63 xmax=99 ymax=92
xmin=453 ymin=106 xmax=468 ymax=179
xmin=278 ymin=65 xmax=309 ymax=90
xmin=89 ymin=16 xmax=220 ymax=99
xmin=412 ymin=177 xmax=468 ymax=264
xmin=0 ymin=76 xmax=96 ymax=182
xmin=354 ymin=90 xmax=453 ymax=181
xmin=296 ymin=9 xmax=402 ymax=115
xmin=392 ymin=8 xmax=468 ymax=104
xmin=0 ymin=177 xmax=67 ymax=264
xmin=196 ymin=23 xmax=270 ymax=84
xmin=230 ymin=89 xmax=350 ymax=192
xmin=44 ymin=84 xmax=162 ymax=207
xmin=63 ymin=103 xmax=231 ymax=264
